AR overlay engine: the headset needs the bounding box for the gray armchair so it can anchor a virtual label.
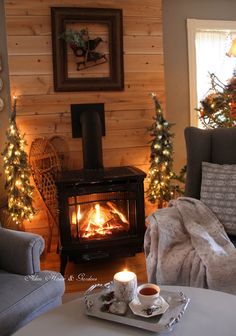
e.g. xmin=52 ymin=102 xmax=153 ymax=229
xmin=0 ymin=227 xmax=65 ymax=336
xmin=185 ymin=126 xmax=236 ymax=246
xmin=144 ymin=126 xmax=236 ymax=291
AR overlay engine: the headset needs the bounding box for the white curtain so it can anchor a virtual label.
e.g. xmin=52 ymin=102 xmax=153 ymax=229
xmin=195 ymin=31 xmax=235 ymax=104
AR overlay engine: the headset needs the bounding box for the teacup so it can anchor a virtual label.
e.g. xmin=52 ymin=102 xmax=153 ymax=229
xmin=137 ymin=283 xmax=161 ymax=308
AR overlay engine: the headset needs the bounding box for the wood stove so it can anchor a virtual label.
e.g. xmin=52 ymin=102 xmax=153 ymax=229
xmin=57 ymin=167 xmax=146 ymax=275
xmin=56 ymin=104 xmax=146 ymax=275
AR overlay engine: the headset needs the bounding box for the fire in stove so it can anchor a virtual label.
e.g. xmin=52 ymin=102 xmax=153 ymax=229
xmin=69 ymin=201 xmax=130 ymax=240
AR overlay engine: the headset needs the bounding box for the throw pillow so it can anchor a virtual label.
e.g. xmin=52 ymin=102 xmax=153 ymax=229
xmin=201 ymin=161 xmax=236 ymax=236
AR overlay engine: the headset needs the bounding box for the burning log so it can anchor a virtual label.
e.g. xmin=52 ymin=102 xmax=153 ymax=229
xmin=70 ymin=201 xmax=130 ymax=239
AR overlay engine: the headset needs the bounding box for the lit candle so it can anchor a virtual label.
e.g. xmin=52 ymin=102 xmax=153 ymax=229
xmin=113 ymin=269 xmax=137 ymax=303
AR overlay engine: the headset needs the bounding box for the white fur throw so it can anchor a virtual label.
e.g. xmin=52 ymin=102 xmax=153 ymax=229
xmin=144 ymin=197 xmax=236 ymax=294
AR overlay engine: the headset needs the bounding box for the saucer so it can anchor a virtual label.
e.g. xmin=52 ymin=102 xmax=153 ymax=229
xmin=129 ymin=296 xmax=169 ymax=318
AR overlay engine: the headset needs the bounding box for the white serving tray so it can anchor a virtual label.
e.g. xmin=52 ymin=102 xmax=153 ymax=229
xmin=84 ymin=282 xmax=190 ymax=333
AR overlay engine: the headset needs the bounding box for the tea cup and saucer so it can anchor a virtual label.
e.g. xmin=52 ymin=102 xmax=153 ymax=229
xmin=129 ymin=283 xmax=169 ymax=318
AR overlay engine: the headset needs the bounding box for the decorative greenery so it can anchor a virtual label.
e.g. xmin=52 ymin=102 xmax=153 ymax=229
xmin=171 ymin=165 xmax=187 ymax=198
xmin=2 ymin=99 xmax=36 ymax=224
xmin=60 ymin=28 xmax=106 ymax=70
xmin=101 ymin=291 xmax=115 ymax=302
xmin=60 ymin=28 xmax=88 ymax=51
xmin=196 ymin=73 xmax=236 ymax=128
xmin=100 ymin=291 xmax=115 ymax=312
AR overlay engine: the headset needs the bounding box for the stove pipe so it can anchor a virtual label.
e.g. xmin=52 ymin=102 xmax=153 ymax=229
xmin=71 ymin=103 xmax=105 ymax=170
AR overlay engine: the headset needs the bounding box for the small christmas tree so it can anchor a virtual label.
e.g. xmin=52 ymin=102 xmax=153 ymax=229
xmin=196 ymin=73 xmax=236 ymax=128
xmin=146 ymin=93 xmax=175 ymax=207
xmin=2 ymin=98 xmax=36 ymax=225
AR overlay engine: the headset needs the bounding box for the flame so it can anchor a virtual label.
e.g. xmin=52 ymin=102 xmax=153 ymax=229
xmin=71 ymin=211 xmax=77 ymax=225
xmin=94 ymin=203 xmax=104 ymax=225
xmin=77 ymin=205 xmax=82 ymax=222
xmin=84 ymin=203 xmax=106 ymax=237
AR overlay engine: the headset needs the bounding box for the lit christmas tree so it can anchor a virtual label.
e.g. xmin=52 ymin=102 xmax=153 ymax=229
xmin=146 ymin=93 xmax=175 ymax=207
xmin=2 ymin=98 xmax=36 ymax=224
xmin=196 ymin=73 xmax=236 ymax=128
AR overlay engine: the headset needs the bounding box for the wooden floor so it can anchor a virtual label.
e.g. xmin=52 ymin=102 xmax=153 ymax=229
xmin=40 ymin=250 xmax=148 ymax=293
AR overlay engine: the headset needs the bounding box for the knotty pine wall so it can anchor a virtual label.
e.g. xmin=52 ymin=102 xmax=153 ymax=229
xmin=4 ymin=0 xmax=164 ymax=240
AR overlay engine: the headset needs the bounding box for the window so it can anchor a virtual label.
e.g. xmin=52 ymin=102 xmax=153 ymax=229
xmin=187 ymin=19 xmax=236 ymax=127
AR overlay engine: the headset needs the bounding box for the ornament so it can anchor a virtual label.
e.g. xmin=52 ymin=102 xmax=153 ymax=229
xmin=230 ymin=101 xmax=236 ymax=119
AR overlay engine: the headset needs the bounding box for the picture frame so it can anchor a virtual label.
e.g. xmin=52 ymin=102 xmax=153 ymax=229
xmin=51 ymin=7 xmax=124 ymax=92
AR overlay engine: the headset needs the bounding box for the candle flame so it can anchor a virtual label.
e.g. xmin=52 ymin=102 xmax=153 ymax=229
xmin=114 ymin=270 xmax=136 ymax=282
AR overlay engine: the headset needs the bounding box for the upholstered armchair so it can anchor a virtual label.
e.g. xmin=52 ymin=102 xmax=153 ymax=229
xmin=144 ymin=126 xmax=236 ymax=292
xmin=185 ymin=126 xmax=236 ymax=246
xmin=0 ymin=227 xmax=65 ymax=336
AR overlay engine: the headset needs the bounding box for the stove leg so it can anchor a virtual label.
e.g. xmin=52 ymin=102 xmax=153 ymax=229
xmin=60 ymin=255 xmax=68 ymax=276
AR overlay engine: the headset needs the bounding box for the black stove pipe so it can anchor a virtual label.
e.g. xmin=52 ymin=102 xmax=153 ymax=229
xmin=79 ymin=109 xmax=104 ymax=169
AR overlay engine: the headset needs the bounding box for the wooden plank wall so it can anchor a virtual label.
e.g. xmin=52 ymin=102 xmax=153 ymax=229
xmin=4 ymin=0 xmax=164 ymax=238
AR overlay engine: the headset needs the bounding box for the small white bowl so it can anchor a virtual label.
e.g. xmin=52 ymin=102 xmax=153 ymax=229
xmin=137 ymin=283 xmax=161 ymax=309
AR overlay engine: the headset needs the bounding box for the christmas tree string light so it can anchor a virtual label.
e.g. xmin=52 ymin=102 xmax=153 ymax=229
xmin=2 ymin=96 xmax=36 ymax=224
xmin=146 ymin=93 xmax=175 ymax=207
xmin=146 ymin=94 xmax=186 ymax=207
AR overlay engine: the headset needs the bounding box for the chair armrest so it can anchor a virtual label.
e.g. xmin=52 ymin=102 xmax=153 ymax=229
xmin=0 ymin=228 xmax=44 ymax=275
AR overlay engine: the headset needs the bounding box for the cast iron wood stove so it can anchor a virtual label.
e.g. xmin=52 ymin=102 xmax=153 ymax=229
xmin=56 ymin=104 xmax=146 ymax=275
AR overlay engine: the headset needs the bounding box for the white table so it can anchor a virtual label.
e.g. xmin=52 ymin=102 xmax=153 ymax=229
xmin=14 ymin=286 xmax=236 ymax=336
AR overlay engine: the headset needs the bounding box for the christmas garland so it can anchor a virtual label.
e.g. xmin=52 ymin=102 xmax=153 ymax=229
xmin=196 ymin=73 xmax=236 ymax=128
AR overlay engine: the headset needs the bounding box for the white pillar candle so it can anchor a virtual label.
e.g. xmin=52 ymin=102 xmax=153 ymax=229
xmin=113 ymin=270 xmax=137 ymax=303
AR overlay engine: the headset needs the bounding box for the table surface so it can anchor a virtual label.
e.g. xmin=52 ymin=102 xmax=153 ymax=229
xmin=13 ymin=286 xmax=236 ymax=336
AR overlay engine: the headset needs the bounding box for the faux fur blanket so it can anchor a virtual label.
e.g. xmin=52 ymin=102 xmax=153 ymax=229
xmin=144 ymin=197 xmax=236 ymax=294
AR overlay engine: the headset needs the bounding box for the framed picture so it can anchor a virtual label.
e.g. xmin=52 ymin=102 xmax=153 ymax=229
xmin=51 ymin=7 xmax=124 ymax=92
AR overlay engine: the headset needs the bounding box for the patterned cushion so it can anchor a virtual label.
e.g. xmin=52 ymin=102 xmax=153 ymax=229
xmin=200 ymin=162 xmax=236 ymax=235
